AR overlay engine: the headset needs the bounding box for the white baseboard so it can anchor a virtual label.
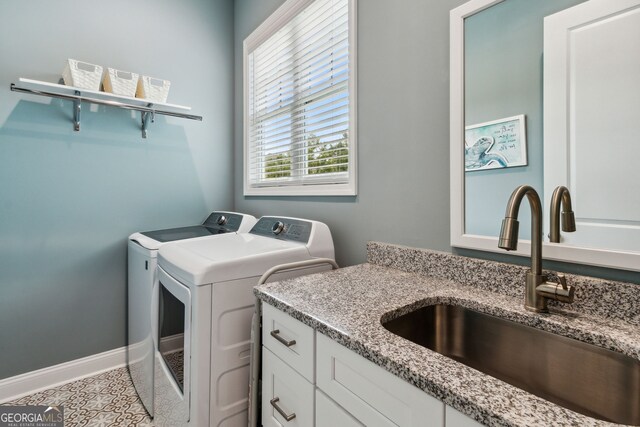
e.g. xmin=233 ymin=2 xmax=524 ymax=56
xmin=0 ymin=346 xmax=127 ymax=404
xmin=159 ymin=333 xmax=183 ymax=353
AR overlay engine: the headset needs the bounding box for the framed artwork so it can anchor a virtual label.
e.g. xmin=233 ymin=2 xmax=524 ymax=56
xmin=465 ymin=114 xmax=527 ymax=171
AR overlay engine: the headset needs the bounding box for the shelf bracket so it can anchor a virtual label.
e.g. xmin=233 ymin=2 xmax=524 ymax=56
xmin=10 ymin=79 xmax=202 ymax=138
xmin=141 ymin=107 xmax=155 ymax=139
xmin=73 ymin=91 xmax=81 ymax=131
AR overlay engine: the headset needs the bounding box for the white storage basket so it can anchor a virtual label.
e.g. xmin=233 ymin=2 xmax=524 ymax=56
xmin=136 ymin=75 xmax=171 ymax=103
xmin=103 ymin=68 xmax=139 ymax=97
xmin=62 ymin=59 xmax=103 ymax=91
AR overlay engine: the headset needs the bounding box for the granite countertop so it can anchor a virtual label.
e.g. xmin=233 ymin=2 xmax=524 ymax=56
xmin=254 ymin=242 xmax=640 ymax=427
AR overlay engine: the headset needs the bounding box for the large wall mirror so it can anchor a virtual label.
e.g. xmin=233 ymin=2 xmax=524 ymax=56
xmin=450 ymin=0 xmax=640 ymax=271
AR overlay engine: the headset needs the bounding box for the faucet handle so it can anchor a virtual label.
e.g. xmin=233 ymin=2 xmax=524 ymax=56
xmin=553 ymin=273 xmax=568 ymax=290
xmin=537 ymin=274 xmax=575 ymax=304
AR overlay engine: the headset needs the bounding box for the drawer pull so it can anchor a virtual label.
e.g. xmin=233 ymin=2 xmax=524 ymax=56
xmin=270 ymin=397 xmax=296 ymax=421
xmin=270 ymin=329 xmax=296 ymax=347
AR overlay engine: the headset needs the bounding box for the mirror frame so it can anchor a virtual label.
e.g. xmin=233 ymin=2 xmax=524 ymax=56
xmin=449 ymin=0 xmax=640 ymax=272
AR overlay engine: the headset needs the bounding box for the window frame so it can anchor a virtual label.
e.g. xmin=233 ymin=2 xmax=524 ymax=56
xmin=243 ymin=0 xmax=358 ymax=196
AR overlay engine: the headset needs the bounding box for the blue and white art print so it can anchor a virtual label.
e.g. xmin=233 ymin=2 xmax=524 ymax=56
xmin=465 ymin=115 xmax=527 ymax=172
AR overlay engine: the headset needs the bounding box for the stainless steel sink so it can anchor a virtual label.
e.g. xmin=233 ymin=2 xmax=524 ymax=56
xmin=382 ymin=304 xmax=640 ymax=425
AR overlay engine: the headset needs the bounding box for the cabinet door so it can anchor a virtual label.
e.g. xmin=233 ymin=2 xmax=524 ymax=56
xmin=316 ymin=390 xmax=363 ymax=427
xmin=262 ymin=347 xmax=314 ymax=427
xmin=317 ymin=334 xmax=444 ymax=426
xmin=445 ymin=406 xmax=483 ymax=427
xmin=262 ymin=303 xmax=315 ymax=382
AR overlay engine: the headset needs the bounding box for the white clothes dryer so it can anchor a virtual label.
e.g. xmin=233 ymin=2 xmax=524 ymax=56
xmin=127 ymin=211 xmax=256 ymax=417
xmin=153 ymin=216 xmax=335 ymax=427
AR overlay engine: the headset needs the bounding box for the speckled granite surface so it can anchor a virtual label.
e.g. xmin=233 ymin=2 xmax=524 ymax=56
xmin=254 ymin=242 xmax=640 ymax=427
xmin=367 ymin=242 xmax=640 ymax=326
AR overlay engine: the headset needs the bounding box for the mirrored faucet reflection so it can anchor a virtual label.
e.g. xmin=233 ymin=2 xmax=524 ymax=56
xmin=549 ymin=186 xmax=576 ymax=243
xmin=498 ymin=185 xmax=575 ymax=313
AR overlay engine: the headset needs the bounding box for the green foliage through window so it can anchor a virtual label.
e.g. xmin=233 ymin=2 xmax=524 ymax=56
xmin=264 ymin=133 xmax=349 ymax=179
xmin=264 ymin=153 xmax=292 ymax=179
xmin=307 ymin=133 xmax=349 ymax=175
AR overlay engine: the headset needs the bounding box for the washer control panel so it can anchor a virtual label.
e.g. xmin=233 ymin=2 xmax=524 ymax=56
xmin=250 ymin=217 xmax=313 ymax=243
xmin=203 ymin=212 xmax=246 ymax=232
xmin=271 ymin=221 xmax=285 ymax=235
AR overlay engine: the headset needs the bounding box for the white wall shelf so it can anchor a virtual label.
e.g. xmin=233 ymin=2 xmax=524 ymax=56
xmin=10 ymin=78 xmax=202 ymax=138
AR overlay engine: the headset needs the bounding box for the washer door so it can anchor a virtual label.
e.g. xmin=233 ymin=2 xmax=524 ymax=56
xmin=154 ymin=267 xmax=191 ymax=426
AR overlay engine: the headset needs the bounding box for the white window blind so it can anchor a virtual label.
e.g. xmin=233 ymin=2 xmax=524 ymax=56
xmin=244 ymin=0 xmax=356 ymax=196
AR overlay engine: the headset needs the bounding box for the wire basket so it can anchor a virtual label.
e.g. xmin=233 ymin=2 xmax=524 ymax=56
xmin=136 ymin=75 xmax=171 ymax=103
xmin=62 ymin=59 xmax=103 ymax=91
xmin=102 ymin=68 xmax=139 ymax=97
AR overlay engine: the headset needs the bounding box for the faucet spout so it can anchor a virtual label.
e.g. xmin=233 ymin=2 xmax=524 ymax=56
xmin=549 ymin=186 xmax=576 ymax=243
xmin=498 ymin=185 xmax=576 ymax=313
xmin=498 ymin=185 xmax=543 ymax=276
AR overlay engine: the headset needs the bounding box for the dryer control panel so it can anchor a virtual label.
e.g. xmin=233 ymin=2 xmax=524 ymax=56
xmin=250 ymin=217 xmax=312 ymax=243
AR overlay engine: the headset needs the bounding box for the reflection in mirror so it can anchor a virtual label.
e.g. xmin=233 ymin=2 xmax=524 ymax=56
xmin=464 ymin=0 xmax=585 ymax=239
xmin=543 ymin=0 xmax=640 ymax=254
xmin=450 ymin=0 xmax=640 ymax=271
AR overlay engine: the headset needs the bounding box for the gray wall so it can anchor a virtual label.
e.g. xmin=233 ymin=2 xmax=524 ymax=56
xmin=234 ymin=0 xmax=467 ymax=267
xmin=0 ymin=0 xmax=234 ymax=379
xmin=234 ymin=0 xmax=639 ymax=285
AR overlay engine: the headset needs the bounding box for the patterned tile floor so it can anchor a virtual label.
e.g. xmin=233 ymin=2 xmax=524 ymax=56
xmin=5 ymin=367 xmax=153 ymax=426
xmin=162 ymin=350 xmax=184 ymax=388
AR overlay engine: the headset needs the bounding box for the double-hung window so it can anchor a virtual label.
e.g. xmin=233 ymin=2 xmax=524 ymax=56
xmin=244 ymin=0 xmax=357 ymax=196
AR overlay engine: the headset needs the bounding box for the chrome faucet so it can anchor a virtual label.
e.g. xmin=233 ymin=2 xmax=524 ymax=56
xmin=498 ymin=185 xmax=575 ymax=313
xmin=549 ymin=186 xmax=576 ymax=243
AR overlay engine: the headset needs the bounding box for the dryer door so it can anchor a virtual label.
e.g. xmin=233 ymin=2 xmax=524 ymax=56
xmin=154 ymin=267 xmax=191 ymax=426
xmin=127 ymin=240 xmax=156 ymax=417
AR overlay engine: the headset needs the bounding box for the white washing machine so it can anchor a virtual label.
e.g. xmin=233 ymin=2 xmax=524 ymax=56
xmin=127 ymin=211 xmax=257 ymax=417
xmin=153 ymin=216 xmax=335 ymax=427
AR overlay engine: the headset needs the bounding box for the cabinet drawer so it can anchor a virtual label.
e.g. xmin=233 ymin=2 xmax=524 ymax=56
xmin=262 ymin=347 xmax=314 ymax=427
xmin=317 ymin=333 xmax=445 ymax=427
xmin=316 ymin=389 xmax=363 ymax=427
xmin=262 ymin=303 xmax=315 ymax=382
xmin=446 ymin=405 xmax=483 ymax=427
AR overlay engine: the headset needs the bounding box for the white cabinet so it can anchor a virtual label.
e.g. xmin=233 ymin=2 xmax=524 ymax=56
xmin=261 ymin=303 xmax=483 ymax=427
xmin=261 ymin=305 xmax=316 ymax=427
xmin=262 ymin=304 xmax=315 ymax=382
xmin=316 ymin=390 xmax=363 ymax=427
xmin=445 ymin=406 xmax=484 ymax=427
xmin=317 ymin=333 xmax=445 ymax=426
xmin=262 ymin=347 xmax=315 ymax=427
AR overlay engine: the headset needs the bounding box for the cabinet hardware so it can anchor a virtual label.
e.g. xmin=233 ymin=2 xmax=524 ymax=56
xmin=270 ymin=397 xmax=296 ymax=421
xmin=270 ymin=329 xmax=296 ymax=347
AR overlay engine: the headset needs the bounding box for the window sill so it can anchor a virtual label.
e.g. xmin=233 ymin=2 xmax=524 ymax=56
xmin=244 ymin=182 xmax=356 ymax=197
